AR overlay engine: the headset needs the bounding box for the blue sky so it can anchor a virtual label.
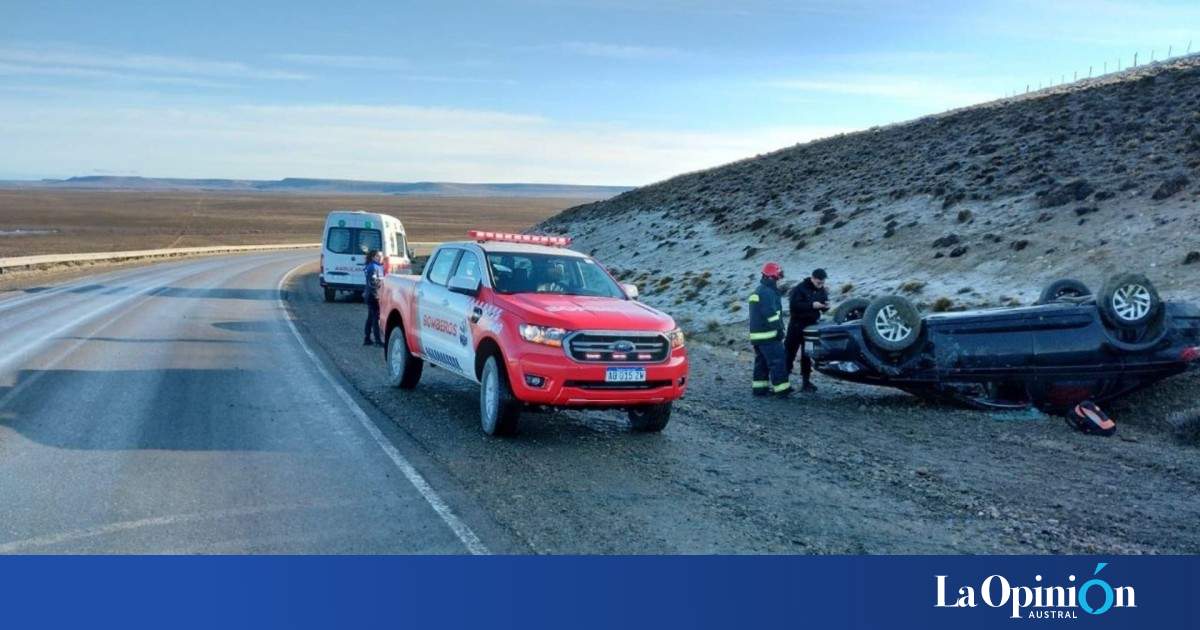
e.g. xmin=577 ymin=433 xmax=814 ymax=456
xmin=1 ymin=0 xmax=1197 ymax=184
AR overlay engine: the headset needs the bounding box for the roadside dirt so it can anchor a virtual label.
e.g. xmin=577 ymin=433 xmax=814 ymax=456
xmin=286 ymin=263 xmax=1200 ymax=554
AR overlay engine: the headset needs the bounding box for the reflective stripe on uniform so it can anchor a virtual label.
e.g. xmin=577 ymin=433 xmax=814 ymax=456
xmin=752 ymin=380 xmax=770 ymax=389
xmin=767 ymin=312 xmax=781 ymax=323
xmin=749 ymin=330 xmax=778 ymax=341
xmin=748 ymin=294 xmax=760 ymax=303
xmin=772 ymin=382 xmax=791 ymax=393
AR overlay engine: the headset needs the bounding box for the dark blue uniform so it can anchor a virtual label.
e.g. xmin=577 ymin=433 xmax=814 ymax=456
xmin=748 ymin=277 xmax=790 ymax=396
xmin=363 ymin=260 xmax=384 ymax=345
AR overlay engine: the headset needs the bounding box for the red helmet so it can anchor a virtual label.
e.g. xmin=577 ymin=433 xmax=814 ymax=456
xmin=761 ymin=262 xmax=784 ymax=280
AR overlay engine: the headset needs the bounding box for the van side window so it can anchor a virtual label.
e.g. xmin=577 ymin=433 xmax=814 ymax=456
xmin=395 ymin=232 xmax=407 ymax=257
xmin=426 ymin=249 xmax=460 ymax=286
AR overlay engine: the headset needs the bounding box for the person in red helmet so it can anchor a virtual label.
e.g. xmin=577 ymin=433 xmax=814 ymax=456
xmin=747 ymin=262 xmax=791 ymax=397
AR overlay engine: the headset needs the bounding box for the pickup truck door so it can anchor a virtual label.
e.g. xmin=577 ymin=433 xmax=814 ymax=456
xmin=441 ymin=250 xmax=484 ymax=384
xmin=417 ymin=248 xmax=466 ymax=375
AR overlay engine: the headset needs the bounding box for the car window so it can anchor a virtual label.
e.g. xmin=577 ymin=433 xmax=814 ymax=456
xmin=326 ymin=228 xmax=352 ymax=254
xmin=451 ymin=251 xmax=482 ymax=285
xmin=394 ymin=231 xmax=406 ymax=257
xmin=326 ymin=227 xmax=382 ymax=255
xmin=487 ymin=253 xmax=622 ymax=297
xmin=426 ymin=249 xmax=460 ymax=286
xmin=356 ymin=229 xmax=383 ymax=254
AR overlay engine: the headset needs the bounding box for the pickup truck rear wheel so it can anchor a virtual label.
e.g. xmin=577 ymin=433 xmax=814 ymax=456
xmin=832 ymin=297 xmax=871 ymax=324
xmin=480 ymin=355 xmax=520 ymax=436
xmin=323 ymin=286 xmax=335 ymax=302
xmin=862 ymin=295 xmax=922 ymax=352
xmin=386 ymin=325 xmax=423 ymax=389
xmin=627 ymin=403 xmax=671 ymax=432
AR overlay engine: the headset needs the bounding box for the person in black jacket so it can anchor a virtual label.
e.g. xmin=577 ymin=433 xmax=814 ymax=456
xmin=748 ymin=262 xmax=791 ymax=397
xmin=785 ymin=268 xmax=829 ymax=391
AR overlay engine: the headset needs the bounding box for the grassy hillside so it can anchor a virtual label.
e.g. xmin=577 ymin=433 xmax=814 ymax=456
xmin=539 ymin=55 xmax=1200 ymax=332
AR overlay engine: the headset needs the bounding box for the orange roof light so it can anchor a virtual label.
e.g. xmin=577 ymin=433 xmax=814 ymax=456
xmin=468 ymin=230 xmax=572 ymax=247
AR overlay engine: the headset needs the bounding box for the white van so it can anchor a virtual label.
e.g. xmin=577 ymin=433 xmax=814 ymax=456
xmin=320 ymin=210 xmax=412 ymax=302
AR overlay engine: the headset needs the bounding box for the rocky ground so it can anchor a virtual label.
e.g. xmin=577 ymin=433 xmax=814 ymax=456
xmin=537 ymin=55 xmax=1200 ymax=332
xmin=287 ymin=266 xmax=1200 ymax=554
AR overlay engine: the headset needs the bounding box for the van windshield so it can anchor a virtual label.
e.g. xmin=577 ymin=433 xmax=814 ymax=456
xmin=486 ymin=252 xmax=624 ymax=298
xmin=326 ymin=228 xmax=383 ymax=255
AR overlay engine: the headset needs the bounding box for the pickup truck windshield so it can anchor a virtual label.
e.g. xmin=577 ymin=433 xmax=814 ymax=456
xmin=487 ymin=252 xmax=624 ymax=298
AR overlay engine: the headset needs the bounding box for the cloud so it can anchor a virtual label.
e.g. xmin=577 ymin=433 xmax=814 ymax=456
xmin=273 ymin=53 xmax=408 ymax=70
xmin=556 ymin=41 xmax=686 ymax=60
xmin=0 ymin=44 xmax=307 ymax=82
xmin=763 ymin=75 xmax=997 ymax=110
xmin=0 ymin=100 xmax=848 ymax=185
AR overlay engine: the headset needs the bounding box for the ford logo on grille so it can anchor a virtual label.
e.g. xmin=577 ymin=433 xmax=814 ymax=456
xmin=612 ymin=340 xmax=636 ymax=353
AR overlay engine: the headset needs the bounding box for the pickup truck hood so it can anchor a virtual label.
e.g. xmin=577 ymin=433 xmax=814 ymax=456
xmin=498 ymin=293 xmax=675 ymax=332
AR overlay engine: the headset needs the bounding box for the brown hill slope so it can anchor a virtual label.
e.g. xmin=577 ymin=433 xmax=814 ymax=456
xmin=538 ymin=55 xmax=1200 ymax=332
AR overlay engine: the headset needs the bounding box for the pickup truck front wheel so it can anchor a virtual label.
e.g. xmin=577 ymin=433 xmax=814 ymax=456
xmin=628 ymin=403 xmax=671 ymax=432
xmin=386 ymin=326 xmax=423 ymax=389
xmin=480 ymin=355 xmax=521 ymax=436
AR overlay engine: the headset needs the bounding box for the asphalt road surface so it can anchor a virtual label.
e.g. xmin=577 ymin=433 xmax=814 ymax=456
xmin=0 ymin=251 xmax=514 ymax=553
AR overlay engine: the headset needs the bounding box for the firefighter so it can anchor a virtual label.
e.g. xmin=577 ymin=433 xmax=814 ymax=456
xmin=749 ymin=262 xmax=791 ymax=397
xmin=785 ymin=268 xmax=829 ymax=392
xmin=363 ymin=250 xmax=385 ymax=347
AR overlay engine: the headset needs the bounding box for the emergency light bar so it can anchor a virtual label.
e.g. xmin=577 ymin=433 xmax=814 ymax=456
xmin=468 ymin=230 xmax=573 ymax=247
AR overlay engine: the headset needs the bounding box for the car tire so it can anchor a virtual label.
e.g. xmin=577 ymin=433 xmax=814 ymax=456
xmin=628 ymin=403 xmax=672 ymax=432
xmin=832 ymin=297 xmax=872 ymax=324
xmin=1037 ymin=278 xmax=1090 ymax=304
xmin=480 ymin=355 xmax=521 ymax=436
xmin=862 ymin=295 xmax=923 ymax=352
xmin=386 ymin=324 xmax=423 ymax=389
xmin=1099 ymin=273 xmax=1161 ymax=329
xmin=323 ymin=286 xmax=335 ymax=302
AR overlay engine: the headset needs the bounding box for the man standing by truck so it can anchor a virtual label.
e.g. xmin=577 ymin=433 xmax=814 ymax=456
xmin=749 ymin=262 xmax=791 ymax=397
xmin=363 ymin=250 xmax=385 ymax=347
xmin=785 ymin=268 xmax=829 ymax=392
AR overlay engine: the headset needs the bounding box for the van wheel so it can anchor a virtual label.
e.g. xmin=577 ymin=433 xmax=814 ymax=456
xmin=862 ymin=295 xmax=922 ymax=352
xmin=386 ymin=325 xmax=423 ymax=389
xmin=628 ymin=403 xmax=672 ymax=432
xmin=480 ymin=355 xmax=521 ymax=436
xmin=323 ymin=286 xmax=336 ymax=302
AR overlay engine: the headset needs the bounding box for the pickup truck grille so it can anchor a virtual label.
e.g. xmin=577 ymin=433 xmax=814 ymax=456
xmin=565 ymin=332 xmax=670 ymax=363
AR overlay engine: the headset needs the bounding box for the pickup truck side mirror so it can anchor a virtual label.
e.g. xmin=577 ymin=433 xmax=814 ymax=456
xmin=448 ymin=275 xmax=482 ymax=297
xmin=622 ymin=283 xmax=639 ymax=300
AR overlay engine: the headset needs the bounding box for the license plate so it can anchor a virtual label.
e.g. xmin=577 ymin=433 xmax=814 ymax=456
xmin=605 ymin=367 xmax=646 ymax=383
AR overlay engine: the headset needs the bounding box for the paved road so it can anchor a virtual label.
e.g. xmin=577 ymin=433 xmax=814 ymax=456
xmin=0 ymin=252 xmax=508 ymax=553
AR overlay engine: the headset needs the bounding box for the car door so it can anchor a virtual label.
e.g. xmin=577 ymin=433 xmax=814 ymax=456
xmin=442 ymin=249 xmax=484 ymax=382
xmin=417 ymin=248 xmax=464 ymax=374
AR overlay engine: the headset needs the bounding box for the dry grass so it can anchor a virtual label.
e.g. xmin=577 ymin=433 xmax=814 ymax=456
xmin=0 ymin=189 xmax=580 ymax=257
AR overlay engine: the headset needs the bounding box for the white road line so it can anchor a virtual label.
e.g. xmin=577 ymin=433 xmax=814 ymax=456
xmin=277 ymin=263 xmax=489 ymax=555
xmin=0 ymin=501 xmax=362 ymax=554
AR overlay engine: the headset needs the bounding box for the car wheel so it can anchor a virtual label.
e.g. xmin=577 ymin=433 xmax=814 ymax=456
xmin=480 ymin=355 xmax=521 ymax=436
xmin=832 ymin=297 xmax=871 ymax=324
xmin=1099 ymin=273 xmax=1161 ymax=329
xmin=386 ymin=324 xmax=423 ymax=389
xmin=323 ymin=286 xmax=335 ymax=302
xmin=628 ymin=403 xmax=672 ymax=432
xmin=862 ymin=295 xmax=923 ymax=352
xmin=1037 ymin=278 xmax=1090 ymax=304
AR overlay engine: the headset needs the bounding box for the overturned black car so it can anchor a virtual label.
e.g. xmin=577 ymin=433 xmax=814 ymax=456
xmin=804 ymin=274 xmax=1200 ymax=411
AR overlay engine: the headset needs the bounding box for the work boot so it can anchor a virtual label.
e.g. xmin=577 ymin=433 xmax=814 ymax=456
xmin=773 ymin=384 xmax=793 ymax=398
xmin=802 ymin=381 xmax=817 ymax=393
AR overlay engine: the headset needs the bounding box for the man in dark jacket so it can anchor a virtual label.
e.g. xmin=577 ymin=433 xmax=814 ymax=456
xmin=785 ymin=268 xmax=829 ymax=391
xmin=363 ymin=250 xmax=385 ymax=346
xmin=748 ymin=262 xmax=791 ymax=397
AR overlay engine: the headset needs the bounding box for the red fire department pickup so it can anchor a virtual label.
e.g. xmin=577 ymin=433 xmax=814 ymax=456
xmin=377 ymin=231 xmax=688 ymax=436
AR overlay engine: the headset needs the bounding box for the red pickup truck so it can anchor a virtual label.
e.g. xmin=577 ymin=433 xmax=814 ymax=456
xmin=377 ymin=231 xmax=688 ymax=436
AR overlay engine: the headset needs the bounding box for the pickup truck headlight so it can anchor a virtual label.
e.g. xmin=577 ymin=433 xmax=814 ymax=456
xmin=519 ymin=324 xmax=568 ymax=347
xmin=667 ymin=328 xmax=685 ymax=349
